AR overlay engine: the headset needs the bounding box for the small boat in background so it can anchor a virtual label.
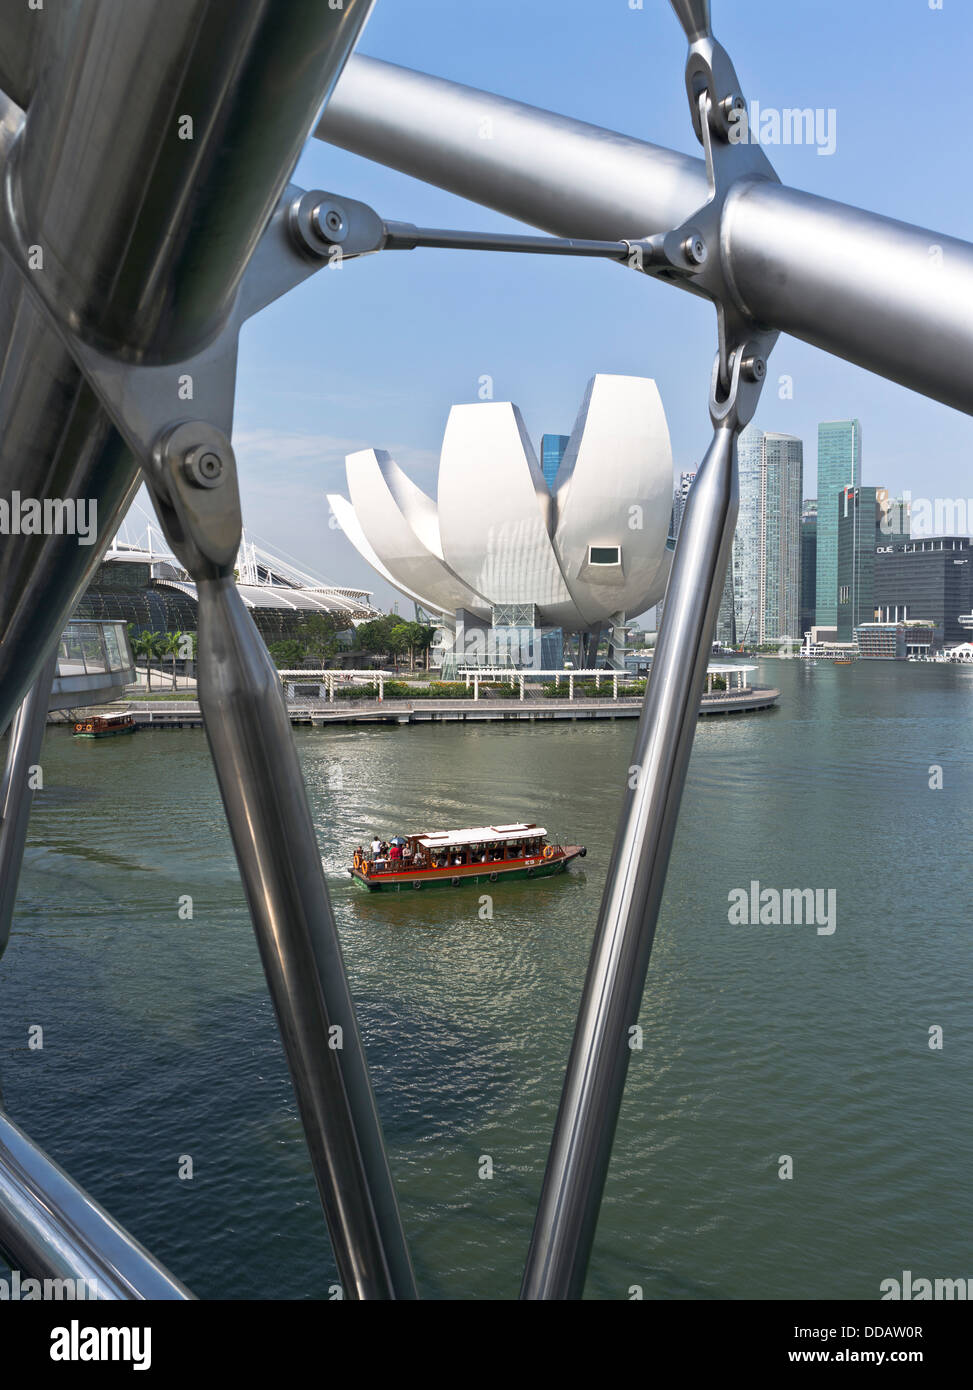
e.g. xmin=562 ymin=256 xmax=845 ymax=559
xmin=349 ymin=822 xmax=585 ymax=892
xmin=73 ymin=712 xmax=137 ymax=739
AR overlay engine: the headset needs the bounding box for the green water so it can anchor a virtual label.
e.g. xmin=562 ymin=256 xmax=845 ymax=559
xmin=1 ymin=658 xmax=970 ymax=1299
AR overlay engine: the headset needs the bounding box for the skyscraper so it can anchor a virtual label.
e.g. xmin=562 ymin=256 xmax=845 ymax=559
xmin=730 ymin=426 xmax=804 ymax=645
xmin=800 ymin=500 xmax=817 ymax=636
xmin=540 ymin=433 xmax=570 ymax=491
xmin=815 ymin=419 xmax=862 ymax=626
xmin=836 ymin=485 xmax=883 ymax=641
xmin=671 ymin=469 xmax=697 ymax=537
xmin=659 ymin=469 xmax=697 ymax=630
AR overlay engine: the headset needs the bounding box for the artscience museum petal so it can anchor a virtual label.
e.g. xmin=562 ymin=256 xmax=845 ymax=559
xmin=328 ymin=374 xmax=675 ymax=664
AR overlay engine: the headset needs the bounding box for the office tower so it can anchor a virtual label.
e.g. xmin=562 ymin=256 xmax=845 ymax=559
xmin=731 ymin=425 xmax=804 ymax=644
xmin=715 ymin=562 xmax=736 ymax=647
xmin=878 ymin=494 xmax=911 ymax=543
xmin=815 ymin=419 xmax=862 ymax=625
xmin=874 ymin=535 xmax=972 ymax=644
xmin=540 ymin=433 xmax=570 ymax=491
xmin=671 ymin=469 xmax=697 ymax=538
xmin=836 ymin=485 xmax=883 ymax=641
xmin=800 ymin=500 xmax=817 ymax=636
xmin=659 ymin=469 xmax=697 ymax=629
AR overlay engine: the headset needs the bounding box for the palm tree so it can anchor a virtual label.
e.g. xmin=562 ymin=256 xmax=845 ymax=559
xmin=162 ymin=631 xmax=184 ymax=690
xmin=132 ymin=630 xmax=163 ymax=691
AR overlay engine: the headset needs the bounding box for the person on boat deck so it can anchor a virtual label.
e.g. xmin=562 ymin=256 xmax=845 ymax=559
xmin=379 ymin=840 xmax=390 ymax=857
xmin=371 ymin=836 xmax=381 ymax=856
xmin=402 ymin=844 xmax=413 ymax=862
xmin=389 ymin=842 xmax=402 ymax=861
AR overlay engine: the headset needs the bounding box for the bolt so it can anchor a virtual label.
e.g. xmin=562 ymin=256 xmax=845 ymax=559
xmin=183 ymin=446 xmax=226 ymax=489
xmin=682 ymin=234 xmax=708 ymax=267
xmin=721 ymin=93 xmax=746 ymax=120
xmin=742 ymin=355 xmax=767 ymax=383
xmin=311 ymin=201 xmax=347 ymax=244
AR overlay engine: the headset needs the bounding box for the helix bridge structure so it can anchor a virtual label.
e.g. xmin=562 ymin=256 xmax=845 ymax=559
xmin=0 ymin=1 xmax=970 ymax=1300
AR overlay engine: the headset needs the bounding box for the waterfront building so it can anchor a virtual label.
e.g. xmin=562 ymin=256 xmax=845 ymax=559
xmin=75 ymin=539 xmax=377 ymax=643
xmin=540 ymin=433 xmax=570 ymax=491
xmin=328 ymin=375 xmax=675 ymax=669
xmin=855 ymin=621 xmax=938 ymax=660
xmin=874 ymin=535 xmax=973 ymax=645
xmin=800 ymin=500 xmax=817 ymax=636
xmin=730 ymin=425 xmax=803 ymax=645
xmin=816 ymin=419 xmax=862 ymax=626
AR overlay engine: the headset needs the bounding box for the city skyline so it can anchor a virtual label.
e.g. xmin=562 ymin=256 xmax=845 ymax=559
xmin=216 ymin=0 xmax=973 ymax=612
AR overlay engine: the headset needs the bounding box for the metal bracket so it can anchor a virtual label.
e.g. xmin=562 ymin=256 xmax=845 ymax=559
xmin=0 ymin=180 xmax=365 ymax=579
xmin=650 ymin=0 xmax=782 ymax=404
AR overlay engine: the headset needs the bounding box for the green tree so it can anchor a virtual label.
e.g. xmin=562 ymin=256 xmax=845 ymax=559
xmin=132 ymin=630 xmax=164 ymax=691
xmin=162 ymin=631 xmax=185 ymax=690
xmin=267 ymin=639 xmax=306 ymax=669
xmin=302 ymin=612 xmax=344 ymax=665
xmin=356 ymin=615 xmax=400 ymax=664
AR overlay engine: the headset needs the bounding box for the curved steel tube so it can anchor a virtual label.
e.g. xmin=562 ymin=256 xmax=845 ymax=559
xmin=0 ymin=1111 xmax=193 ymax=1300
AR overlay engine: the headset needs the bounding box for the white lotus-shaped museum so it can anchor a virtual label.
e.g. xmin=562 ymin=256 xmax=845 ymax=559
xmin=327 ymin=374 xmax=674 ymax=635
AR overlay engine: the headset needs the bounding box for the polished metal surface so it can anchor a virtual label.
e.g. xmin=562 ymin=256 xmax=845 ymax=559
xmin=319 ymin=56 xmax=707 ymax=243
xmin=0 ymin=0 xmax=47 ymax=109
xmin=522 ymin=408 xmax=741 ymax=1299
xmin=12 ymin=0 xmax=377 ymax=363
xmin=194 ymin=574 xmax=417 ymax=1299
xmin=0 ymin=646 xmax=56 ymax=963
xmin=0 ymin=0 xmax=375 ymax=730
xmin=141 ymin=420 xmax=416 ymax=1298
xmin=1 ymin=0 xmax=969 ymax=1304
xmin=0 ymin=1111 xmax=193 ymax=1299
xmin=319 ymin=56 xmax=973 ymax=416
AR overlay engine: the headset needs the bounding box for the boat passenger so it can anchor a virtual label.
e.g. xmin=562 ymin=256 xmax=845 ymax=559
xmin=389 ymin=843 xmax=402 ymax=862
xmin=371 ymin=836 xmax=381 ymax=856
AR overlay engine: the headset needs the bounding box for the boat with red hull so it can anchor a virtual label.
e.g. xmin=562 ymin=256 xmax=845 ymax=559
xmin=349 ymin=822 xmax=585 ymax=892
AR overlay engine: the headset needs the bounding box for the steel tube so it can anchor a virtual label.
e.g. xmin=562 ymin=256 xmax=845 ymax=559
xmin=521 ymin=423 xmax=739 ymax=1299
xmin=0 ymin=0 xmax=47 ymax=110
xmin=0 ymin=646 xmax=56 ymax=963
xmin=195 ymin=575 xmax=416 ymax=1300
xmin=13 ymin=0 xmax=377 ymax=363
xmin=319 ymin=57 xmax=973 ymax=416
xmin=0 ymin=0 xmax=375 ymax=729
xmin=0 ymin=1111 xmax=193 ymax=1299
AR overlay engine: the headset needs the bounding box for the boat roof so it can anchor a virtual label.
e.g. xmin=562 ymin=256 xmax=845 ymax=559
xmin=415 ymin=823 xmax=545 ymax=849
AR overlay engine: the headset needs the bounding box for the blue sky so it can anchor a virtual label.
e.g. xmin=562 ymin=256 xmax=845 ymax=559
xmin=137 ymin=0 xmax=973 ymax=611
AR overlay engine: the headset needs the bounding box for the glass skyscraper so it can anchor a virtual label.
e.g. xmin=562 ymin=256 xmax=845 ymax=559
xmin=836 ymin=485 xmax=883 ymax=641
xmin=800 ymin=500 xmax=817 ymax=636
xmin=815 ymin=419 xmax=862 ymax=626
xmin=540 ymin=434 xmax=570 ymax=491
xmin=730 ymin=426 xmax=804 ymax=644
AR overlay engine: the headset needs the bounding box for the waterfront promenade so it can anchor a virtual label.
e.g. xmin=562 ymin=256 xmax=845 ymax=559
xmin=52 ymin=685 xmax=781 ymax=729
